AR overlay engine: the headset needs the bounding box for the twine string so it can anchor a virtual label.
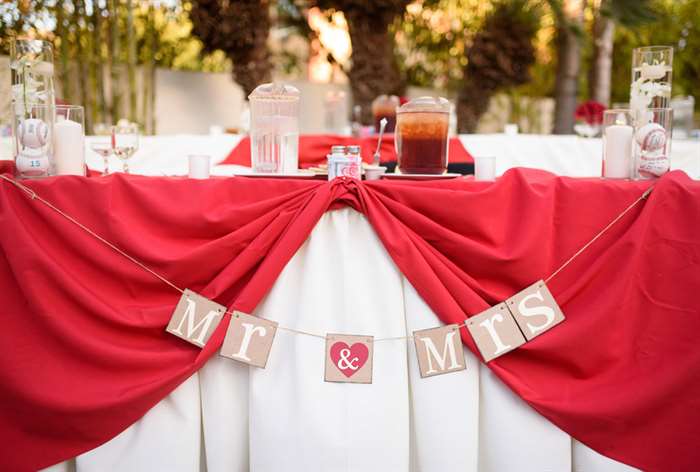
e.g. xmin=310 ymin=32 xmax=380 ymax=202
xmin=0 ymin=174 xmax=653 ymax=343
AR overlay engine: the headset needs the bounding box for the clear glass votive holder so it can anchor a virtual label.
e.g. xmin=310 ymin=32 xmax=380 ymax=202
xmin=474 ymin=155 xmax=496 ymax=181
xmin=633 ymin=108 xmax=673 ymax=180
xmin=602 ymin=109 xmax=633 ymax=179
xmin=188 ymin=154 xmax=211 ymax=179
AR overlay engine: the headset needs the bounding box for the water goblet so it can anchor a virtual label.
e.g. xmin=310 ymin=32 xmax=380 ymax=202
xmin=113 ymin=123 xmax=139 ymax=174
xmin=90 ymin=140 xmax=113 ymax=176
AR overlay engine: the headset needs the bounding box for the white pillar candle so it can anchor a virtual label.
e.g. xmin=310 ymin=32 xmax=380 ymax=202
xmin=53 ymin=117 xmax=85 ymax=176
xmin=603 ymin=124 xmax=633 ymax=179
xmin=188 ymin=154 xmax=210 ymax=179
xmin=474 ymin=156 xmax=496 ymax=181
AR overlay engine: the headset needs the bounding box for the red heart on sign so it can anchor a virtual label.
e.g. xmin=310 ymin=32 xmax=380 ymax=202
xmin=330 ymin=341 xmax=369 ymax=377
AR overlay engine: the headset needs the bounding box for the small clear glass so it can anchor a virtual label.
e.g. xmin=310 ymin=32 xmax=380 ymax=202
xmin=113 ymin=123 xmax=139 ymax=174
xmin=633 ymin=108 xmax=673 ymax=180
xmin=91 ymin=140 xmax=113 ymax=176
xmin=602 ymin=109 xmax=634 ymax=179
xmin=372 ymin=95 xmax=399 ymax=133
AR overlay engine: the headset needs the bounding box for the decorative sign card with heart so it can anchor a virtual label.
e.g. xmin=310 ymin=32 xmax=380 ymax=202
xmin=166 ymin=289 xmax=226 ymax=348
xmin=324 ymin=334 xmax=374 ymax=384
xmin=220 ymin=311 xmax=278 ymax=368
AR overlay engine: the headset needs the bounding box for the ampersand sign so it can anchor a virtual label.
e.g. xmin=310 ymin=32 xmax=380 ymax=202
xmin=325 ymin=334 xmax=374 ymax=383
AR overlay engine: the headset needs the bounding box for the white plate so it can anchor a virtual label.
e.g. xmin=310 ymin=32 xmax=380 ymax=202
xmin=381 ymin=173 xmax=461 ymax=180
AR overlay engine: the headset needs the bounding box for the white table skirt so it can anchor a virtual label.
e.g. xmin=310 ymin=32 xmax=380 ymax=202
xmin=42 ymin=208 xmax=639 ymax=472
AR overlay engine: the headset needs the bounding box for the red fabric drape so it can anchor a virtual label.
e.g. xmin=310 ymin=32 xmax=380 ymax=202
xmin=222 ymin=134 xmax=473 ymax=168
xmin=0 ymin=168 xmax=698 ymax=471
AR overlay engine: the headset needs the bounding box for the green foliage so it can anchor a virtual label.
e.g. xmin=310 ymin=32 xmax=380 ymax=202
xmin=610 ymin=0 xmax=700 ymax=105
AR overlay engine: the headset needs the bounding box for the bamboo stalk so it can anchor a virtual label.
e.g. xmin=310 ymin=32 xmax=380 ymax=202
xmin=55 ymin=0 xmax=73 ymax=104
xmin=108 ymin=0 xmax=121 ymax=124
xmin=93 ymin=1 xmax=107 ymax=126
xmin=73 ymin=0 xmax=90 ymax=126
xmin=126 ymin=0 xmax=137 ymax=124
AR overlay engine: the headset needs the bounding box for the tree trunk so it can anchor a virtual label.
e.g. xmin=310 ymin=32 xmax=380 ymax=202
xmin=552 ymin=0 xmax=585 ymax=134
xmin=457 ymin=79 xmax=492 ymax=133
xmin=345 ymin=11 xmax=405 ymax=125
xmin=588 ymin=0 xmax=615 ymax=105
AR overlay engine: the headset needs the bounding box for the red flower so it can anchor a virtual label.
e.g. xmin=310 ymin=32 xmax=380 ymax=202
xmin=575 ymin=101 xmax=606 ymax=125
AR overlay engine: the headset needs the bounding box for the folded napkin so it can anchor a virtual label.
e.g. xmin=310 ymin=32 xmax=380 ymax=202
xmin=222 ymin=134 xmax=473 ymax=168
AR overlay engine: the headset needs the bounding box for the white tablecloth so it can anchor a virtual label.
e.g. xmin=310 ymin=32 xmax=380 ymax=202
xmin=42 ymin=208 xmax=639 ymax=472
xmin=80 ymin=133 xmax=700 ymax=179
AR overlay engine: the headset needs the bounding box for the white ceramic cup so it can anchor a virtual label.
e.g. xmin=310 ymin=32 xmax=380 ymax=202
xmin=474 ymin=156 xmax=496 ymax=181
xmin=188 ymin=154 xmax=211 ymax=179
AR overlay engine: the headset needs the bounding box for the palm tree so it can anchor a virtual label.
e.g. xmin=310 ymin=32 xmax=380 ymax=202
xmin=457 ymin=0 xmax=541 ymax=133
xmin=309 ymin=0 xmax=410 ymax=124
xmin=189 ymin=0 xmax=273 ymax=96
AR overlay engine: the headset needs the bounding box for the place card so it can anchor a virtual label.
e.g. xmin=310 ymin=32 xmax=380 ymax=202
xmin=466 ymin=303 xmax=526 ymax=362
xmin=505 ymin=280 xmax=565 ymax=341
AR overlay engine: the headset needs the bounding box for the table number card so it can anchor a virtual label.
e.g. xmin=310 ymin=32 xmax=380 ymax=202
xmin=166 ymin=289 xmax=226 ymax=347
xmin=413 ymin=324 xmax=466 ymax=378
xmin=220 ymin=311 xmax=278 ymax=368
xmin=505 ymin=280 xmax=565 ymax=341
xmin=324 ymin=334 xmax=373 ymax=384
xmin=466 ymin=303 xmax=526 ymax=362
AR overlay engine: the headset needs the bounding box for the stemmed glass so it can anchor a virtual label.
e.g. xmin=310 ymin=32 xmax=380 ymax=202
xmin=90 ymin=140 xmax=113 ymax=176
xmin=113 ymin=123 xmax=139 ymax=174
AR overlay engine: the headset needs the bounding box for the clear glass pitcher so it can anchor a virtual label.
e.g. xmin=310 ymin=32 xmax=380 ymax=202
xmin=249 ymin=83 xmax=300 ymax=173
xmin=395 ymin=96 xmax=450 ymax=174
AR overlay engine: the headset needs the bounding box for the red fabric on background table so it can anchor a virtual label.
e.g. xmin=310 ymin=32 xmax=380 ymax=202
xmin=0 ymin=169 xmax=698 ymax=471
xmin=221 ymin=134 xmax=473 ymax=168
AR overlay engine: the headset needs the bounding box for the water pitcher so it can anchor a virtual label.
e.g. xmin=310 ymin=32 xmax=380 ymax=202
xmin=249 ymin=83 xmax=300 ymax=173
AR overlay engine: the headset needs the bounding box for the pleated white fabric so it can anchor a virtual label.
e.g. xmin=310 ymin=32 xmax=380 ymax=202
xmin=42 ymin=208 xmax=639 ymax=472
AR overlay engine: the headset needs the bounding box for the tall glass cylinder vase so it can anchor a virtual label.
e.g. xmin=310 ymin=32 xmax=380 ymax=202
xmin=10 ymin=39 xmax=56 ymax=178
xmin=633 ymin=108 xmax=673 ymax=180
xmin=630 ymin=46 xmax=672 ymax=126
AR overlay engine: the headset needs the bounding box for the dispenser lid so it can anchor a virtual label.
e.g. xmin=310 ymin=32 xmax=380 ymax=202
xmin=397 ymin=96 xmax=450 ymax=114
xmin=248 ymin=83 xmax=300 ymax=101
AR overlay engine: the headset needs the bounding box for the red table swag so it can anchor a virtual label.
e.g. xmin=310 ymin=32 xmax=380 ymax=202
xmin=0 ymin=168 xmax=698 ymax=471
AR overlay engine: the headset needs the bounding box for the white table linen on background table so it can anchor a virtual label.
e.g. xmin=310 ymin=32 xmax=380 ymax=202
xmin=40 ymin=208 xmax=639 ymax=472
xmin=459 ymin=133 xmax=700 ymax=178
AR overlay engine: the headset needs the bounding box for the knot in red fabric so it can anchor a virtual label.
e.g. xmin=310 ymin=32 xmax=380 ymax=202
xmin=328 ymin=177 xmax=365 ymax=213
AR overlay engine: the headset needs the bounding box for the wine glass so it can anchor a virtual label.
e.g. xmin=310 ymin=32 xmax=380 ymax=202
xmin=90 ymin=139 xmax=113 ymax=176
xmin=113 ymin=123 xmax=139 ymax=174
